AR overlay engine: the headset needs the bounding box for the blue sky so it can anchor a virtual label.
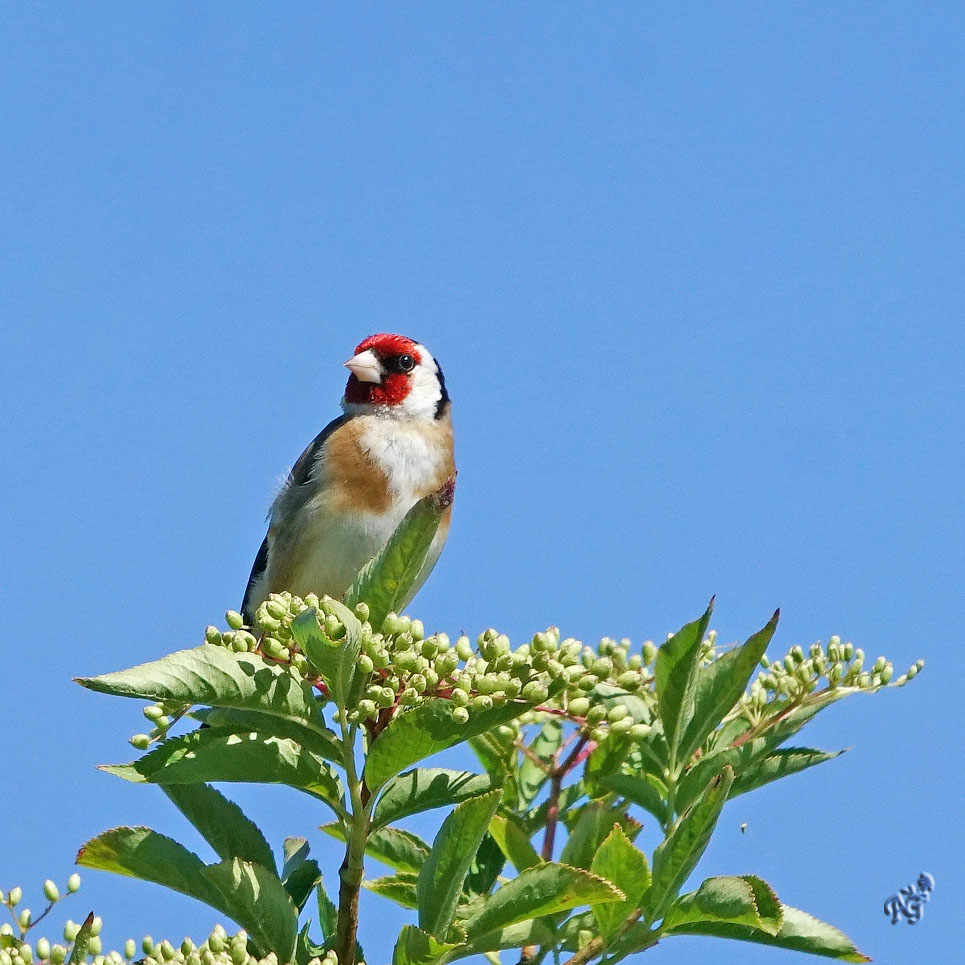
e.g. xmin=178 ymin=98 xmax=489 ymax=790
xmin=1 ymin=3 xmax=962 ymax=963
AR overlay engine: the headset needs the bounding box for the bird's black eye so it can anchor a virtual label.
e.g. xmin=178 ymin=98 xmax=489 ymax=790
xmin=388 ymin=353 xmax=416 ymax=374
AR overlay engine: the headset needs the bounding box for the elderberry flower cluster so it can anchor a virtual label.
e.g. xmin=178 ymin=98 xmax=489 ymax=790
xmin=737 ymin=635 xmax=923 ymax=721
xmin=127 ymin=596 xmax=920 ymax=755
xmin=1 ymin=878 xmax=324 ymax=965
xmin=195 ymin=594 xmax=663 ymax=740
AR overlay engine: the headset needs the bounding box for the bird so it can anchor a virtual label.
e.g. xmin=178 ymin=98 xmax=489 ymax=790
xmin=241 ymin=333 xmax=455 ymax=624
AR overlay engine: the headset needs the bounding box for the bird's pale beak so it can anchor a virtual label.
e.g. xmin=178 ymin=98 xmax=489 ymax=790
xmin=344 ymin=349 xmax=382 ymax=384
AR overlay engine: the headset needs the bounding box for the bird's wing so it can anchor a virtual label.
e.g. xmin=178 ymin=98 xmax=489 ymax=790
xmin=241 ymin=414 xmax=348 ymax=619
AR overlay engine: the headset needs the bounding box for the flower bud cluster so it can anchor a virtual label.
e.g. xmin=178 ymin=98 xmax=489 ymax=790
xmin=739 ymin=635 xmax=923 ymax=719
xmin=1 ymin=877 xmax=82 ymax=949
xmin=198 ymin=594 xmax=667 ymax=740
xmin=129 ymin=700 xmax=190 ymax=750
xmin=0 ymin=898 xmax=332 ymax=965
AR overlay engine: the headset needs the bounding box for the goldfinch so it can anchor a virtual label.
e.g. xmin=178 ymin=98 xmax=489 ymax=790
xmin=241 ymin=333 xmax=455 ymax=623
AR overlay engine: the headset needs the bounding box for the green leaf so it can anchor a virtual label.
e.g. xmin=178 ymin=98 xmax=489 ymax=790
xmin=655 ymin=603 xmax=714 ymax=770
xmin=103 ymin=730 xmax=344 ymax=815
xmin=343 ymin=480 xmax=455 ymax=627
xmin=67 ymin=913 xmax=95 ymax=965
xmin=560 ymin=802 xmax=640 ymax=871
xmin=363 ymin=873 xmax=420 ymax=909
xmin=77 ymin=646 xmax=325 ymax=728
xmin=732 ymin=747 xmax=844 ymax=797
xmin=601 ymin=773 xmax=669 ymax=826
xmin=161 ymin=783 xmax=276 ymax=873
xmin=584 ymin=733 xmax=634 ymax=797
xmin=281 ymin=839 xmax=321 ymax=913
xmin=677 ymin=611 xmax=779 ymax=765
xmin=76 ymin=826 xmax=223 ymax=909
xmin=462 ymin=863 xmax=624 ymax=939
xmin=489 ymin=813 xmax=542 ymax=872
xmin=372 ymin=768 xmax=494 ymax=829
xmin=663 ymin=904 xmax=870 ymax=961
xmin=321 ymin=823 xmax=430 ymax=874
xmin=522 ymin=782 xmax=586 ymax=835
xmin=469 ymin=729 xmax=516 ymax=778
xmin=290 ymin=601 xmax=362 ymax=709
xmin=78 ymin=828 xmax=297 ymax=960
xmin=646 ymin=765 xmax=733 ymax=918
xmin=517 ymin=719 xmax=562 ymax=807
xmin=662 ymin=875 xmax=779 ymax=934
xmin=557 ymin=910 xmax=598 ymax=951
xmin=392 ymin=925 xmax=458 ymax=965
xmin=590 ymin=825 xmax=651 ymax=942
xmin=192 ymin=706 xmax=341 ymax=764
xmin=366 ymin=700 xmax=533 ymax=792
xmin=316 ymin=876 xmax=338 ymax=941
xmin=201 ymin=858 xmax=298 ymax=961
xmin=418 ymin=790 xmax=502 ymax=938
xmin=675 ymin=742 xmax=842 ymax=815
xmin=742 ymin=875 xmax=783 ymax=935
xmin=452 ymin=919 xmax=555 ymax=959
xmin=464 ymin=833 xmax=506 ymax=898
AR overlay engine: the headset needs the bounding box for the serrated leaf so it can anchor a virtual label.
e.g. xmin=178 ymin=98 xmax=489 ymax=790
xmin=76 ymin=826 xmax=223 ymax=908
xmin=77 ymin=645 xmax=326 ymax=728
xmin=463 ymin=863 xmax=624 ymax=939
xmin=662 ymin=876 xmax=769 ymax=932
xmin=366 ymin=701 xmax=533 ymax=792
xmin=201 ymin=858 xmax=298 ymax=961
xmin=732 ymin=747 xmax=844 ymax=797
xmin=103 ymin=729 xmax=344 ymax=815
xmin=344 ymin=480 xmax=455 ymax=627
xmin=677 ymin=611 xmax=779 ymax=766
xmin=655 ymin=603 xmax=714 ymax=770
xmin=317 ymin=876 xmax=338 ymax=940
xmin=590 ymin=825 xmax=651 ymax=942
xmin=192 ymin=706 xmax=341 ymax=764
xmin=601 ymin=773 xmax=669 ymax=826
xmin=560 ymin=802 xmax=640 ymax=871
xmin=418 ymin=790 xmax=502 ymax=938
xmin=392 ymin=925 xmax=458 ymax=965
xmin=321 ymin=823 xmax=429 ymax=874
xmin=646 ymin=765 xmax=733 ymax=918
xmin=742 ymin=875 xmax=782 ymax=935
xmin=676 ymin=744 xmax=842 ymax=815
xmin=663 ymin=903 xmax=869 ymax=961
xmin=364 ymin=872 xmax=420 ymax=909
xmin=452 ymin=919 xmax=555 ymax=959
xmin=161 ymin=783 xmax=275 ymax=873
xmin=489 ymin=813 xmax=542 ymax=872
xmin=517 ymin=719 xmax=562 ymax=807
xmin=372 ymin=768 xmax=494 ymax=829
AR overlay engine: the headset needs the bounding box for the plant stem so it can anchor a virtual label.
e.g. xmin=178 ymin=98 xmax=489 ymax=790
xmin=539 ymin=735 xmax=588 ymax=861
xmin=334 ymin=713 xmax=371 ymax=965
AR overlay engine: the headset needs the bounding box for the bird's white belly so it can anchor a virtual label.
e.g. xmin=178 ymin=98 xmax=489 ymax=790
xmin=290 ymin=501 xmax=407 ymax=599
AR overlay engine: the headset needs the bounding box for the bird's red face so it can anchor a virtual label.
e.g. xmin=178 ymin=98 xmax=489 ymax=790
xmin=343 ymin=333 xmax=425 ymax=408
